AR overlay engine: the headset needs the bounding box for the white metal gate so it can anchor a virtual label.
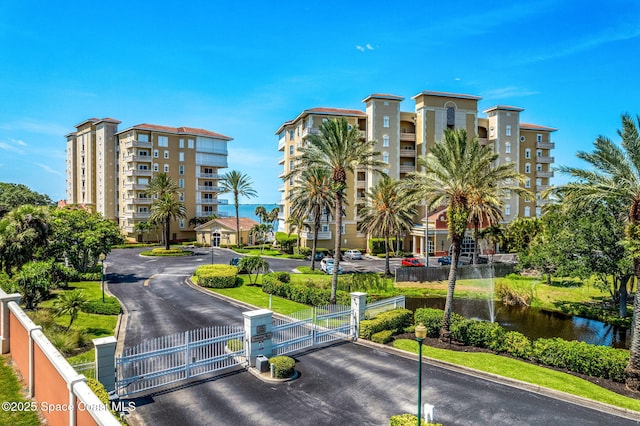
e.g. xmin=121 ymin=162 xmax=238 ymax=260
xmin=115 ymin=326 xmax=245 ymax=397
xmin=272 ymin=304 xmax=353 ymax=356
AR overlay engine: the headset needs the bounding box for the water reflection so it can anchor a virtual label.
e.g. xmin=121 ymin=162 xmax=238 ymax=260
xmin=406 ymin=297 xmax=630 ymax=349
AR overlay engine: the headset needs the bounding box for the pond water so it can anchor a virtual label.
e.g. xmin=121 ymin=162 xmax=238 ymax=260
xmin=406 ymin=297 xmax=630 ymax=349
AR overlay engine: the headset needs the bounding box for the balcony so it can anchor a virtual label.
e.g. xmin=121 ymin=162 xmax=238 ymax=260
xmin=478 ymin=137 xmax=488 ymax=145
xmin=278 ymin=137 xmax=286 ymax=151
xmin=122 ymin=154 xmax=152 ymax=163
xmin=122 ymin=169 xmax=153 ymax=177
xmin=356 ymin=180 xmax=366 ymax=189
xmin=278 ymin=156 xmax=285 ymax=165
xmin=122 ymin=140 xmax=153 ymax=149
xmin=536 ymin=170 xmax=554 ymax=178
xmin=537 ymin=184 xmax=551 ymax=192
xmin=123 ymin=183 xmax=147 ymax=191
xmin=197 ymin=172 xmax=222 ymax=179
xmin=197 ymin=186 xmax=223 ymax=192
xmin=122 ymin=212 xmax=151 ymax=219
xmin=301 ymin=230 xmax=332 ymax=240
xmin=536 ymin=156 xmax=554 ymax=164
xmin=278 ymin=184 xmax=285 ymax=192
xmin=124 ymin=197 xmax=152 ymax=205
xmin=536 ymin=141 xmax=555 ymax=150
xmin=301 ymin=127 xmax=320 ymax=138
xmin=400 ymin=132 xmax=416 ymax=141
xmin=399 ymin=148 xmax=416 ymax=158
xmin=196 ymin=198 xmax=229 ymax=205
xmin=399 ymin=165 xmax=415 ymax=173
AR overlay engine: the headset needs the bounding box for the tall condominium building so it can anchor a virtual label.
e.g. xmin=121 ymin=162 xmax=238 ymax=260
xmin=66 ymin=118 xmax=232 ymax=241
xmin=276 ymin=91 xmax=556 ymax=256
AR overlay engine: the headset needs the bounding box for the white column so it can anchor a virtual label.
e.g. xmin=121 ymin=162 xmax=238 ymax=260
xmin=243 ymin=309 xmax=273 ymax=366
xmin=0 ymin=293 xmax=21 ymax=354
xmin=350 ymin=292 xmax=367 ymax=340
xmin=93 ymin=336 xmax=117 ymax=392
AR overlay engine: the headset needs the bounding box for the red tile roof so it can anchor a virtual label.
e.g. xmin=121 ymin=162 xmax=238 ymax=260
xmin=195 ymin=217 xmax=259 ymax=232
xmin=118 ymin=123 xmax=233 ymax=140
xmin=412 ymin=90 xmax=482 ymax=101
xmin=275 ymin=107 xmax=366 ymax=134
xmin=520 ymin=123 xmax=557 ymax=132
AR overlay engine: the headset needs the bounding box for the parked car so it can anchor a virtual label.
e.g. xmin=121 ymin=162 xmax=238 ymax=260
xmin=320 ymin=258 xmax=343 ymax=274
xmin=401 ymin=257 xmax=425 ymax=267
xmin=344 ymin=249 xmax=362 ymax=260
xmin=309 ymin=251 xmax=325 ymax=261
xmin=437 ymin=256 xmax=460 ymax=266
xmin=459 ymin=254 xmax=489 ymax=265
xmin=229 ymin=257 xmax=248 ymax=273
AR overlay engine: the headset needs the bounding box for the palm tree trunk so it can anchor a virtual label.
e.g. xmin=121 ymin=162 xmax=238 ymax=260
xmin=330 ymin=194 xmax=343 ymax=304
xmin=165 ymin=219 xmax=171 ymax=250
xmin=625 ymin=248 xmax=640 ymax=390
xmin=235 ymin=195 xmax=240 ymax=247
xmin=440 ymin=241 xmax=460 ymax=340
xmin=384 ymin=234 xmax=391 ymax=276
xmin=311 ymin=220 xmax=321 ymax=270
xmin=619 ymin=275 xmax=629 ymax=318
xmin=473 ymin=219 xmax=480 ymax=265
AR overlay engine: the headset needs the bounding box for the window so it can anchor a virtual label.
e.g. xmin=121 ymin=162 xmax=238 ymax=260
xmin=525 ymin=163 xmax=531 ymax=173
xmin=289 ymin=145 xmax=294 ymax=155
xmin=289 ymin=177 xmax=293 ymax=185
xmin=179 ymin=165 xmax=184 ymax=175
xmin=536 ymin=164 xmax=542 ymax=172
xmin=536 ymin=178 xmax=542 ymax=186
xmin=138 ymin=150 xmax=148 ymax=156
xmin=341 ymin=224 xmax=345 ymax=235
xmin=505 ymin=157 xmax=511 ymax=163
xmin=525 ymin=149 xmax=531 ymax=159
xmin=536 ymin=207 xmax=542 ymax=217
xmin=505 ymin=189 xmax=511 ymax=197
xmin=188 ymin=139 xmax=194 ymax=149
xmin=383 ymin=152 xmax=389 ymax=163
xmin=178 ymin=178 xmax=184 ymax=188
xmin=524 ymin=206 xmax=531 ymax=217
xmin=537 ymin=150 xmax=542 ymax=157
xmin=179 ymin=219 xmax=185 ymax=229
xmin=158 ymin=136 xmax=168 ymax=147
xmin=289 ymin=160 xmax=294 ymax=171
xmin=179 ymin=152 xmax=184 ymax=162
xmin=164 ymin=164 xmax=169 ymax=172
xmin=138 ymin=207 xmax=148 ymax=213
xmin=446 ymin=106 xmax=455 ymax=128
xmin=153 ymin=163 xmax=159 ymax=172
xmin=505 ymin=205 xmax=511 ymax=215
xmin=505 ymin=142 xmax=511 ymax=154
xmin=204 ymin=193 xmax=213 ymax=199
xmin=384 ymin=101 xmax=389 ymax=106
xmin=153 ymin=150 xmax=159 ymax=158
xmin=506 ymin=125 xmax=511 ymax=136
xmin=138 ymin=134 xmax=149 ymax=142
xmin=537 ymin=134 xmax=543 ymax=142
xmin=322 ymin=118 xmax=328 ymax=123
xmin=383 ymin=135 xmax=389 ymax=147
xmin=383 ymin=116 xmax=389 ymax=128
xmin=383 ymin=168 xmax=389 ymax=174
xmin=321 ymin=224 xmax=329 ymax=233
xmin=164 ymin=150 xmax=169 ymax=159
xmin=520 ymin=136 xmax=526 ymax=142
xmin=179 ymin=139 xmax=184 ymax=148
xmin=138 ymin=164 xmax=148 ymax=170
xmin=179 ymin=192 xmax=184 ymax=201
xmin=536 ymin=193 xmax=541 ymax=201
xmin=204 ymin=205 xmax=213 ymax=213
xmin=525 ymin=178 xmax=531 ymax=188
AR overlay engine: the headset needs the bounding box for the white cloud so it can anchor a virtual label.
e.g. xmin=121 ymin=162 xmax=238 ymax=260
xmin=355 ymin=45 xmax=365 ymax=52
xmin=356 ymin=44 xmax=375 ymax=52
xmin=365 ymin=43 xmax=374 ymax=50
xmin=11 ymin=138 xmax=27 ymax=146
xmin=35 ymin=162 xmax=64 ymax=176
xmin=481 ymin=86 xmax=540 ymax=100
xmin=0 ymin=119 xmax=69 ymax=137
xmin=0 ymin=140 xmax=26 ymax=154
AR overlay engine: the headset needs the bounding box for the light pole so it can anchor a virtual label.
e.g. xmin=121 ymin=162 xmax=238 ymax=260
xmin=415 ymin=322 xmax=427 ymax=425
xmin=99 ymin=253 xmax=106 ymax=303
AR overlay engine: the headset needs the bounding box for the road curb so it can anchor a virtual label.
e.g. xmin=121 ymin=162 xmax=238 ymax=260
xmin=354 ymin=338 xmax=640 ymax=422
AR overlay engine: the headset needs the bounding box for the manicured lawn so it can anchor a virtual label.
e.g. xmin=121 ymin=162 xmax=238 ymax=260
xmin=393 ymin=339 xmax=640 ymax=412
xmin=0 ymin=356 xmax=41 ymax=426
xmin=207 ymin=284 xmax=309 ymax=315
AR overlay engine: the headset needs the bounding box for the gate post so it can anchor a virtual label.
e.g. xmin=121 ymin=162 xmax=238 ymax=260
xmin=93 ymin=336 xmax=117 ymax=392
xmin=0 ymin=293 xmax=21 ymax=354
xmin=350 ymin=292 xmax=367 ymax=340
xmin=243 ymin=309 xmax=273 ymax=367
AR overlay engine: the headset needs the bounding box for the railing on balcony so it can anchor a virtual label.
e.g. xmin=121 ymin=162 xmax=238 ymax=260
xmin=196 ymin=198 xmax=229 ymax=205
xmin=278 ymin=156 xmax=285 ymax=165
xmin=399 ymin=165 xmax=415 ymax=173
xmin=400 ymin=132 xmax=416 ymax=141
xmin=197 ymin=172 xmax=222 ymax=179
xmin=536 ymin=141 xmax=555 ymax=150
xmin=278 ymin=184 xmax=285 ymax=192
xmin=124 ymin=197 xmax=152 ymax=204
xmin=278 ymin=137 xmax=286 ymax=151
xmin=536 ymin=171 xmax=554 ymax=178
xmin=356 ymin=180 xmax=366 ymax=189
xmin=123 ymin=183 xmax=148 ymax=191
xmin=301 ymin=128 xmax=320 ymax=138
xmin=122 ymin=154 xmax=152 ymax=163
xmin=123 ymin=169 xmax=153 ymax=176
xmin=122 ymin=212 xmax=151 ymax=219
xmin=122 ymin=140 xmax=153 ymax=149
xmin=197 ymin=186 xmax=223 ymax=192
xmin=301 ymin=230 xmax=332 ymax=240
xmin=537 ymin=184 xmax=551 ymax=192
xmin=399 ymin=149 xmax=416 ymax=157
xmin=195 ymin=210 xmax=228 ymax=217
xmin=536 ymin=156 xmax=554 ymax=164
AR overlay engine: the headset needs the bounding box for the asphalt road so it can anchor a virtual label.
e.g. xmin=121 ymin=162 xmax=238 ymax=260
xmin=105 ymin=248 xmax=638 ymax=425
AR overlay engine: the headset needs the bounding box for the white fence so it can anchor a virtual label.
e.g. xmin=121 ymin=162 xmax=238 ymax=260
xmin=364 ymin=295 xmax=406 ymax=319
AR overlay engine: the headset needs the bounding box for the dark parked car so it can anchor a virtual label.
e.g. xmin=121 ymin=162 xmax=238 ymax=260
xmin=437 ymin=256 xmax=460 ymax=266
xmin=229 ymin=257 xmax=248 ymax=273
xmin=401 ymin=257 xmax=425 ymax=267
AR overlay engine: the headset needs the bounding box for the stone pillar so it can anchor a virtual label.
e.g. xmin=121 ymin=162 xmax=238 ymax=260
xmin=0 ymin=293 xmax=21 ymax=354
xmin=243 ymin=309 xmax=273 ymax=366
xmin=93 ymin=336 xmax=117 ymax=392
xmin=350 ymin=292 xmax=367 ymax=340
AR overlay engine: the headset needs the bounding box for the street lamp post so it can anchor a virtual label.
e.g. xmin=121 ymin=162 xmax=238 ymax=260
xmin=415 ymin=323 xmax=427 ymax=425
xmin=99 ymin=253 xmax=106 ymax=303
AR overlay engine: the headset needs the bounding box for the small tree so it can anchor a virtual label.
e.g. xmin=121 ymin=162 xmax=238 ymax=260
xmin=53 ymin=289 xmax=87 ymax=330
xmin=237 ymin=256 xmax=269 ymax=284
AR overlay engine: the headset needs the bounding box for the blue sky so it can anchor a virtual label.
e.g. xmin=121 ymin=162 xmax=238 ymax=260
xmin=0 ymin=0 xmax=639 ymax=203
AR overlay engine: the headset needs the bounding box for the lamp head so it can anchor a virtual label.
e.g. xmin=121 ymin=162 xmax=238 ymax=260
xmin=415 ymin=323 xmax=427 ymax=340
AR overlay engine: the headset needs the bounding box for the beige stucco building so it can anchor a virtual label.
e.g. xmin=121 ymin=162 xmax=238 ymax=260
xmin=276 ymin=91 xmax=556 ymax=256
xmin=66 ymin=118 xmax=232 ymax=241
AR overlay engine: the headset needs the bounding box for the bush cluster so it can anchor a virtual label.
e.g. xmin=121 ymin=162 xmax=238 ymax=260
xmin=389 ymin=414 xmax=441 ymax=426
xmin=194 ymin=265 xmax=239 ymax=288
xmin=269 ymin=356 xmax=295 ymax=378
xmin=371 ymin=329 xmax=394 ymax=344
xmin=82 ymin=299 xmax=121 ymax=315
xmin=261 ymin=273 xmax=350 ymax=306
xmin=415 ymin=308 xmax=630 ymax=383
xmin=414 ymin=308 xmax=464 ymax=338
xmin=359 ymin=308 xmax=413 ymax=340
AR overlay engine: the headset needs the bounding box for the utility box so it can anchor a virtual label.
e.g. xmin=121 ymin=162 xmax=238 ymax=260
xmin=256 ymin=355 xmax=269 ymax=373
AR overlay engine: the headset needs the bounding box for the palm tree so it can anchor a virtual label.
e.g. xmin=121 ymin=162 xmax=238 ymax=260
xmin=359 ymin=177 xmax=417 ymax=276
xmin=150 ymin=193 xmax=187 ymax=250
xmin=254 ymin=206 xmax=267 ymax=223
xmin=219 ymin=171 xmax=257 ymax=246
xmin=404 ymin=128 xmax=524 ymax=338
xmin=288 ymin=167 xmax=335 ymax=270
xmin=0 ymin=204 xmax=51 ymax=276
xmin=286 ymin=214 xmax=307 ymax=255
xmin=53 ymin=289 xmax=87 ymax=331
xmin=553 ymin=113 xmax=640 ymax=391
xmin=291 ymin=118 xmax=385 ymax=303
xmin=145 ymin=173 xmax=180 ymax=246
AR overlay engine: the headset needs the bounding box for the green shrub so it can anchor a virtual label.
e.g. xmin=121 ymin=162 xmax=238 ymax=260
xmin=532 ymin=338 xmax=628 ymax=382
xmin=495 ymin=281 xmax=533 ymax=306
xmin=269 ymin=356 xmax=295 ymax=378
xmin=389 ymin=414 xmax=440 ymax=426
xmin=86 ymin=378 xmax=121 ymax=420
xmin=78 ymin=272 xmax=102 ymax=281
xmin=194 ymin=264 xmax=239 ymax=288
xmin=271 ymin=272 xmax=290 ymax=283
xmin=414 ymin=308 xmax=464 ymax=338
xmin=142 ymin=248 xmax=193 ymax=256
xmin=261 ymin=272 xmax=350 ymax=306
xmin=450 ymin=319 xmax=506 ymax=350
xmin=502 ymin=331 xmax=533 ymax=359
xmin=360 ymin=308 xmax=413 ymax=340
xmin=371 ymin=329 xmax=394 ymax=344
xmin=83 ymin=298 xmax=121 ymax=315
xmin=227 ymin=338 xmax=244 ymax=351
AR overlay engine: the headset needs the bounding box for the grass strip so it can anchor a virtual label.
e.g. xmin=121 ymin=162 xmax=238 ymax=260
xmin=0 ymin=356 xmax=41 ymax=426
xmin=394 ymin=339 xmax=640 ymax=412
xmin=207 ymin=284 xmax=309 ymax=315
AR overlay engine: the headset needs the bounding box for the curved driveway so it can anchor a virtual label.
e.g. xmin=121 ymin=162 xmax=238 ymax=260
xmin=105 ymin=248 xmax=639 ymax=426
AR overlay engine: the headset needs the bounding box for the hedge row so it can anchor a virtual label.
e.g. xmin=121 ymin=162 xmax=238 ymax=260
xmin=194 ymin=264 xmax=239 ymax=288
xmin=82 ymin=299 xmax=121 ymax=315
xmin=261 ymin=273 xmax=350 ymax=306
xmin=359 ymin=308 xmax=413 ymax=340
xmin=269 ymin=356 xmax=296 ymax=379
xmin=413 ymin=308 xmax=630 ymax=382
